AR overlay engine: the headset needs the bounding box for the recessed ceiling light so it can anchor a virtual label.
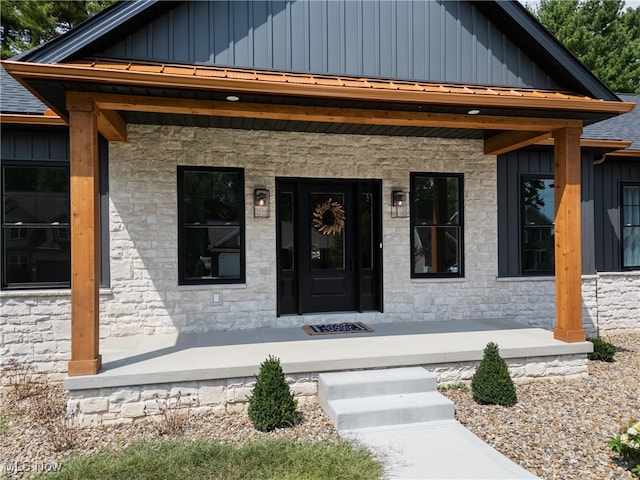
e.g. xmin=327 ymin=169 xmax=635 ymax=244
xmin=467 ymin=109 xmax=480 ymax=115
xmin=226 ymin=95 xmax=240 ymax=102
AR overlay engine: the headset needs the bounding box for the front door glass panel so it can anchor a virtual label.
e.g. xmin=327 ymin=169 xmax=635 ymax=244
xmin=310 ymin=193 xmax=345 ymax=270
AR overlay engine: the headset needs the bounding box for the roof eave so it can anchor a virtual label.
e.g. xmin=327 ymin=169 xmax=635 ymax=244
xmin=3 ymin=60 xmax=634 ymax=119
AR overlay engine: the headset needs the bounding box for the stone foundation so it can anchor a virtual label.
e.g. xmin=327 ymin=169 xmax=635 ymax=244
xmin=67 ymin=354 xmax=588 ymax=427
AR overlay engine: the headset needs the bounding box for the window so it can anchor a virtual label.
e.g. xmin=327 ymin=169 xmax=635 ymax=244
xmin=177 ymin=166 xmax=245 ymax=284
xmin=411 ymin=173 xmax=463 ymax=277
xmin=622 ymin=184 xmax=640 ymax=269
xmin=521 ymin=177 xmax=555 ymax=274
xmin=2 ymin=164 xmax=71 ymax=287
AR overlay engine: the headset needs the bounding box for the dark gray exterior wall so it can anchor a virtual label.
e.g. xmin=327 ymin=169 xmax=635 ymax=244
xmin=593 ymin=158 xmax=640 ymax=272
xmin=100 ymin=0 xmax=560 ymax=89
xmin=497 ymin=148 xmax=596 ymax=276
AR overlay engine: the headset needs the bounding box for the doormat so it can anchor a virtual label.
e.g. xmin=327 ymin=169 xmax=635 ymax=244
xmin=303 ymin=322 xmax=374 ymax=335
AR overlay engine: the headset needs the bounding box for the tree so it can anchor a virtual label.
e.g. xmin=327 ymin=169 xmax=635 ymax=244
xmin=1 ymin=1 xmax=115 ymax=59
xmin=534 ymin=0 xmax=640 ymax=94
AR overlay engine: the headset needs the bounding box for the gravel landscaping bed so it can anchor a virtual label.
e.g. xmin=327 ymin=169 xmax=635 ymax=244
xmin=1 ymin=331 xmax=638 ymax=479
xmin=441 ymin=331 xmax=640 ymax=480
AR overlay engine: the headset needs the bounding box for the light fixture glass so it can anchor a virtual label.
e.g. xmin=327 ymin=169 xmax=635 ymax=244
xmin=254 ymin=188 xmax=270 ymax=218
xmin=467 ymin=109 xmax=480 ymax=115
xmin=226 ymin=95 xmax=240 ymax=102
xmin=391 ymin=190 xmax=409 ymax=218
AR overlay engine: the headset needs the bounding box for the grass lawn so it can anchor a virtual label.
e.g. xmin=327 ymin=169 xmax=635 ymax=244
xmin=45 ymin=438 xmax=385 ymax=480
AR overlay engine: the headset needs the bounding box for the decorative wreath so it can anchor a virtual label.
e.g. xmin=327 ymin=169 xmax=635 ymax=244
xmin=312 ymin=198 xmax=345 ymax=235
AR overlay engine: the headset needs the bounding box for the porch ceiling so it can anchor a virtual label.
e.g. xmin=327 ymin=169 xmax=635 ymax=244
xmin=2 ymin=58 xmax=635 ymax=150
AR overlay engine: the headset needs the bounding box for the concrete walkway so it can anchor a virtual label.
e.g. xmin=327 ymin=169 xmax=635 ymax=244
xmin=342 ymin=420 xmax=539 ymax=479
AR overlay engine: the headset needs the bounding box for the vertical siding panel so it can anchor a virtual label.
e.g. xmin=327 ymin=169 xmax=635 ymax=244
xmin=193 ymin=2 xmax=210 ymax=63
xmin=581 ymin=154 xmax=596 ymax=274
xmin=213 ymin=1 xmax=230 ymax=66
xmin=171 ymin=3 xmax=190 ymax=63
xmin=232 ymin=1 xmax=251 ymax=66
xmin=362 ymin=0 xmax=378 ymax=77
xmin=474 ymin=9 xmax=488 ymax=84
xmin=427 ymin=1 xmax=442 ymax=81
xmin=151 ymin=13 xmax=169 ymax=61
xmin=378 ymin=0 xmax=393 ymax=78
xmin=252 ymin=1 xmax=270 ymax=69
xmin=289 ymin=0 xmax=307 ymax=71
xmin=270 ymin=1 xmax=287 ymax=70
xmin=326 ymin=0 xmax=342 ymax=74
xmin=459 ymin=3 xmax=473 ymax=84
xmin=343 ymin=0 xmax=359 ymax=76
xmin=308 ymin=0 xmax=324 ymax=72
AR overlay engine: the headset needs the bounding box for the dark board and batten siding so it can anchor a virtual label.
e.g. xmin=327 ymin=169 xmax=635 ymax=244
xmin=497 ymin=149 xmax=596 ymax=277
xmin=594 ymin=159 xmax=640 ymax=272
xmin=100 ymin=0 xmax=560 ymax=89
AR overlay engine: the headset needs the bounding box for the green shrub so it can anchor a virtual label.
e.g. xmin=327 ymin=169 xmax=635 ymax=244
xmin=587 ymin=337 xmax=616 ymax=362
xmin=247 ymin=356 xmax=298 ymax=432
xmin=471 ymin=342 xmax=517 ymax=406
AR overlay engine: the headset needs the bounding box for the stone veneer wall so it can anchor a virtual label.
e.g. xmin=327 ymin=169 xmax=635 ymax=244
xmin=67 ymin=354 xmax=588 ymax=427
xmin=1 ymin=125 xmax=639 ymax=377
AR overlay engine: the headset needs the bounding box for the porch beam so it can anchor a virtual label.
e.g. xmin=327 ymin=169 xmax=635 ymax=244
xmin=484 ymin=130 xmax=551 ymax=155
xmin=67 ymin=93 xmax=102 ymax=376
xmin=97 ymin=108 xmax=127 ymax=142
xmin=553 ymin=126 xmax=586 ymax=343
xmin=87 ymin=93 xmax=584 ymax=132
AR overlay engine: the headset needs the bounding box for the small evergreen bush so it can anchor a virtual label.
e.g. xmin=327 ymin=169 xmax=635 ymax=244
xmin=587 ymin=337 xmax=616 ymax=362
xmin=247 ymin=355 xmax=298 ymax=432
xmin=471 ymin=342 xmax=517 ymax=406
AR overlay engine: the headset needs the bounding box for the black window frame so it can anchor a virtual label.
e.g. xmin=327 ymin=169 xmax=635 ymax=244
xmin=177 ymin=166 xmax=245 ymax=285
xmin=1 ymin=160 xmax=71 ymax=289
xmin=621 ymin=182 xmax=640 ymax=270
xmin=520 ymin=175 xmax=556 ymax=276
xmin=410 ymin=172 xmax=464 ymax=279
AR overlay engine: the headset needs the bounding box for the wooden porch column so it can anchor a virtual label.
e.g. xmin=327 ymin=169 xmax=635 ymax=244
xmin=67 ymin=93 xmax=102 ymax=375
xmin=553 ymin=126 xmax=586 ymax=343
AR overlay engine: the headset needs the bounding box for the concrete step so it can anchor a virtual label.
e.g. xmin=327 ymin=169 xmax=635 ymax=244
xmin=324 ymin=391 xmax=455 ymax=430
xmin=318 ymin=367 xmax=437 ymax=401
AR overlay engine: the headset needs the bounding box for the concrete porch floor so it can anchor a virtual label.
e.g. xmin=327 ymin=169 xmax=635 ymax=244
xmin=64 ymin=318 xmax=592 ymax=390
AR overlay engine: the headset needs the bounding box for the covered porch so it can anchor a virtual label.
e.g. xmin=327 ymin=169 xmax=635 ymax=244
xmin=63 ymin=318 xmax=592 ymax=426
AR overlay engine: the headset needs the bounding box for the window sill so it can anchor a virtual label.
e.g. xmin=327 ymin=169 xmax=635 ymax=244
xmin=411 ymin=277 xmax=466 ymax=284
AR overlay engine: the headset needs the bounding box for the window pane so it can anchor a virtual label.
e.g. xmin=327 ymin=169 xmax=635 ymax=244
xmin=183 ymin=170 xmax=239 ymax=224
xmin=521 ymin=178 xmax=554 ymax=274
xmin=3 ymin=166 xmax=69 ymax=224
xmin=183 ymin=227 xmax=241 ymax=280
xmin=413 ymin=176 xmax=460 ymax=226
xmin=360 ymin=193 xmax=373 ymax=269
xmin=623 ymin=186 xmax=640 ymax=268
xmin=523 ymin=226 xmax=555 ymax=272
xmin=279 ymin=192 xmax=294 ymax=271
xmin=3 ymin=227 xmax=70 ymax=284
xmin=413 ymin=226 xmax=461 ymax=274
xmin=623 ymin=227 xmax=640 ymax=267
xmin=523 ymin=179 xmax=554 ymax=226
xmin=310 ymin=193 xmax=344 ymax=270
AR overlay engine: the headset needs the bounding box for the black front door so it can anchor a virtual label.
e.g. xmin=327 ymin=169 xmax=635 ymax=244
xmin=277 ymin=179 xmax=382 ymax=315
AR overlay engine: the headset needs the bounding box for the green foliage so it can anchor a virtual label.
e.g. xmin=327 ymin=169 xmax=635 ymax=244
xmin=1 ymin=0 xmax=116 ymax=59
xmin=247 ymin=356 xmax=298 ymax=432
xmin=587 ymin=337 xmax=617 ymax=361
xmin=608 ymin=418 xmax=640 ymax=477
xmin=471 ymin=342 xmax=517 ymax=406
xmin=534 ymin=0 xmax=640 ymax=93
xmin=47 ymin=438 xmax=384 ymax=480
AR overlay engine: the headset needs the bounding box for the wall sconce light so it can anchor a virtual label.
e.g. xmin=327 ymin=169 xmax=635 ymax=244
xmin=254 ymin=188 xmax=270 ymax=218
xmin=391 ymin=190 xmax=409 ymax=218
